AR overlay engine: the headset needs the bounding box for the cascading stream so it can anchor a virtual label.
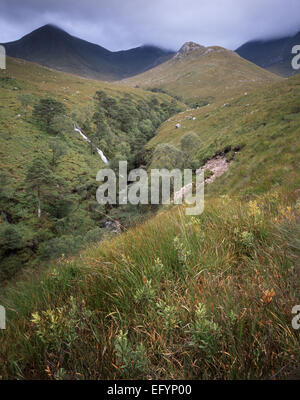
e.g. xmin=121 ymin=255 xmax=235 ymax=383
xmin=74 ymin=124 xmax=109 ymax=164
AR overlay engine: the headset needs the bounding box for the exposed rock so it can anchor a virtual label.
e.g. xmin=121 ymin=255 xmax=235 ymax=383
xmin=173 ymin=155 xmax=232 ymax=202
xmin=174 ymin=41 xmax=206 ymax=60
xmin=203 ymin=156 xmax=231 ymax=184
xmin=104 ymin=220 xmax=122 ymax=233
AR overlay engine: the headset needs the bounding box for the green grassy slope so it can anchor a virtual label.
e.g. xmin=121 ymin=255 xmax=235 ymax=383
xmin=0 ymin=56 xmax=183 ymax=280
xmin=147 ymin=75 xmax=300 ymax=196
xmin=0 ymin=64 xmax=299 ymax=380
xmin=0 ymin=181 xmax=299 ymax=379
xmin=123 ymin=45 xmax=282 ymax=104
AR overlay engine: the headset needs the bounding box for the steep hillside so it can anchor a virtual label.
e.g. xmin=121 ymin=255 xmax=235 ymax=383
xmin=0 ymin=56 xmax=182 ymax=281
xmin=123 ymin=41 xmax=282 ymax=105
xmin=236 ymin=30 xmax=300 ymax=77
xmin=2 ymin=24 xmax=175 ymax=81
xmin=147 ymin=74 xmax=300 ymax=196
xmin=1 ymin=80 xmax=299 ymax=378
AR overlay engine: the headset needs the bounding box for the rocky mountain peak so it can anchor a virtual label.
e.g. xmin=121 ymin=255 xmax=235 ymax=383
xmin=174 ymin=41 xmax=206 ymax=59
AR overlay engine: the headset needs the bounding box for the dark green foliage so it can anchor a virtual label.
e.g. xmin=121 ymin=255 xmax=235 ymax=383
xmin=33 ymin=98 xmax=66 ymax=133
xmin=0 ymin=81 xmax=182 ymax=281
xmin=0 ymin=223 xmax=22 ymax=254
xmin=50 ymin=114 xmax=74 ymax=136
xmin=26 ymin=156 xmax=51 ymax=191
xmin=0 ymin=173 xmax=13 ymax=214
xmin=181 ymin=132 xmax=201 ymax=157
xmin=84 ymin=227 xmax=104 ymax=243
xmin=186 ymin=98 xmax=213 ymax=108
xmin=25 ymin=156 xmax=53 ymax=218
xmin=147 ymin=87 xmax=184 ymax=103
xmin=48 ymin=137 xmax=67 ymax=167
xmin=151 ymin=143 xmax=185 ymax=170
xmin=92 ymin=90 xmax=181 ymax=165
xmin=0 ymin=224 xmax=24 ymax=280
xmin=37 ymin=234 xmax=83 ymax=259
xmin=204 ymin=169 xmax=214 ymax=180
xmin=0 ymin=77 xmax=18 ymax=88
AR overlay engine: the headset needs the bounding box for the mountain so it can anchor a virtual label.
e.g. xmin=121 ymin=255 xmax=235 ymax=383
xmin=236 ymin=30 xmax=300 ymax=77
xmin=1 ymin=57 xmax=300 ymax=379
xmin=1 ymin=24 xmax=175 ymax=81
xmin=123 ymin=41 xmax=282 ymax=105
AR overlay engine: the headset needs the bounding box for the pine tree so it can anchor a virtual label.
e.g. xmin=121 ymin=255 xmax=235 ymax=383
xmin=49 ymin=138 xmax=67 ymax=167
xmin=26 ymin=156 xmax=52 ymax=218
xmin=33 ymin=98 xmax=66 ymax=133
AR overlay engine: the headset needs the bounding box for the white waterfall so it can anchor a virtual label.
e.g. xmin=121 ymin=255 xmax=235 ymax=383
xmin=74 ymin=125 xmax=109 ymax=164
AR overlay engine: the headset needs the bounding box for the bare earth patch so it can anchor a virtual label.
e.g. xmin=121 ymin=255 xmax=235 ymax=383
xmin=174 ymin=155 xmax=231 ymax=201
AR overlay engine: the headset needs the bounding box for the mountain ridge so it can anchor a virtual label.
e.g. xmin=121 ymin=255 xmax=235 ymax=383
xmin=1 ymin=24 xmax=175 ymax=81
xmin=123 ymin=42 xmax=282 ymax=105
xmin=236 ymin=30 xmax=300 ymax=77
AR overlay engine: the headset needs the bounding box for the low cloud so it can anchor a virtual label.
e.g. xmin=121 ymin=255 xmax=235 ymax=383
xmin=0 ymin=0 xmax=299 ymax=51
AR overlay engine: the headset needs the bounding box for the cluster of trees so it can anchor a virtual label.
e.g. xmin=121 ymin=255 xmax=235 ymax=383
xmin=87 ymin=91 xmax=181 ymax=168
xmin=1 ymin=92 xmax=183 ymax=280
xmin=33 ymin=98 xmax=66 ymax=133
xmin=150 ymin=132 xmax=201 ymax=170
xmin=146 ymin=87 xmax=183 ymax=103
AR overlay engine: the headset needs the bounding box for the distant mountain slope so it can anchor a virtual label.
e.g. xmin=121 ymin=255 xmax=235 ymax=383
xmin=236 ymin=31 xmax=300 ymax=77
xmin=1 ymin=24 xmax=174 ymax=81
xmin=123 ymin=41 xmax=282 ymax=105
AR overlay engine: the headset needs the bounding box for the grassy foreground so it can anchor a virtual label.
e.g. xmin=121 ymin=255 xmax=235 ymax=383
xmin=0 ymin=56 xmax=299 ymax=381
xmin=0 ymin=187 xmax=299 ymax=379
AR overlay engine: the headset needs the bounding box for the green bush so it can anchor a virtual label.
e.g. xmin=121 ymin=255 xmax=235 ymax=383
xmin=38 ymin=235 xmax=83 ymax=260
xmin=0 ymin=223 xmax=23 ymax=255
xmin=84 ymin=228 xmax=104 ymax=244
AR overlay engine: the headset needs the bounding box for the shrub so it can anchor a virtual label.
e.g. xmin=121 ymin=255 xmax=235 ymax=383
xmin=187 ymin=303 xmax=221 ymax=358
xmin=84 ymin=228 xmax=104 ymax=244
xmin=115 ymin=330 xmax=148 ymax=378
xmin=0 ymin=223 xmax=23 ymax=254
xmin=181 ymin=132 xmax=201 ymax=157
xmin=33 ymin=98 xmax=66 ymax=133
xmin=151 ymin=143 xmax=185 ymax=170
xmin=38 ymin=235 xmax=83 ymax=259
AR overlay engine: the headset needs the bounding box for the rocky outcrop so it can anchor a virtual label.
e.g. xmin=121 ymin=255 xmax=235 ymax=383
xmin=173 ymin=41 xmax=206 ymax=60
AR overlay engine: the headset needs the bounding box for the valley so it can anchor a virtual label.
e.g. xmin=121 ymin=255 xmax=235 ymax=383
xmin=0 ymin=56 xmax=183 ymax=282
xmin=0 ymin=22 xmax=299 ymax=381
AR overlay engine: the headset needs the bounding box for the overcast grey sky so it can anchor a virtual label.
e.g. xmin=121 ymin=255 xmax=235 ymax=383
xmin=0 ymin=0 xmax=299 ymax=51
